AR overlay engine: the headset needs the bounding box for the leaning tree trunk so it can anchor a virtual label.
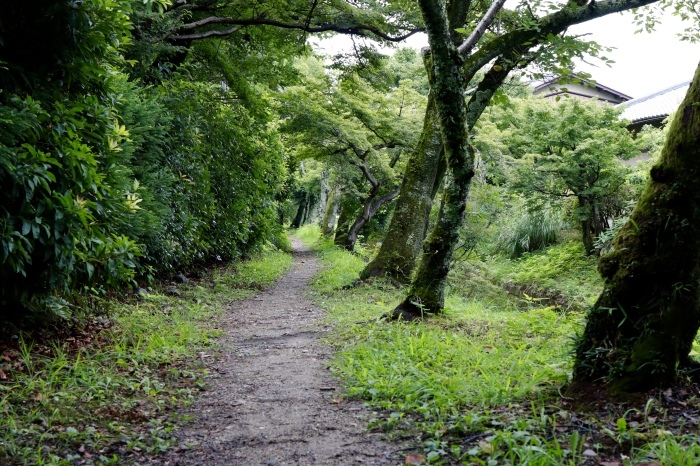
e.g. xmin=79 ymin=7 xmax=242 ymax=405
xmin=361 ymin=45 xmax=504 ymax=284
xmin=344 ymin=186 xmax=400 ymax=251
xmin=573 ymin=60 xmax=700 ymax=393
xmin=361 ymin=92 xmax=444 ymax=281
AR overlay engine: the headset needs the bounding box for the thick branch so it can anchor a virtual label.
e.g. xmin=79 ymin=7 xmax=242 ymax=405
xmin=174 ymin=16 xmax=425 ymax=42
xmin=371 ymin=185 xmax=401 ymax=211
xmin=463 ymin=0 xmax=662 ymax=79
xmin=174 ymin=25 xmax=242 ymax=40
xmin=457 ymin=0 xmax=508 ymax=56
xmin=348 ymin=158 xmax=380 ymax=189
xmin=447 ymin=0 xmax=472 ymax=42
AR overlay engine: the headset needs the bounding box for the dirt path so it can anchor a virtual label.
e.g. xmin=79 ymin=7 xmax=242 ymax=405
xmin=157 ymin=238 xmax=403 ymax=465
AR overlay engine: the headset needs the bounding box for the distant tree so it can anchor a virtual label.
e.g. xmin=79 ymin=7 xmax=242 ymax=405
xmin=480 ymin=97 xmax=637 ymax=254
xmin=278 ymin=55 xmax=426 ymax=250
xmin=573 ymin=60 xmax=700 ymax=392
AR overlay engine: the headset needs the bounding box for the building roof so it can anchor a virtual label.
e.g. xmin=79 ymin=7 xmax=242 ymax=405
xmin=533 ymin=74 xmax=633 ymax=103
xmin=617 ymin=81 xmax=691 ymax=125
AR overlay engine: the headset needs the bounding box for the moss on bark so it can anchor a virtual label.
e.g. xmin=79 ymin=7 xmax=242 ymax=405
xmin=361 ymin=93 xmax=443 ymax=282
xmin=573 ymin=61 xmax=700 ymax=392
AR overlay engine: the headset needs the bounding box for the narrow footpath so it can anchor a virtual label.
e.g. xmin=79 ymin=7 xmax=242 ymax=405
xmin=157 ymin=238 xmax=402 ymax=465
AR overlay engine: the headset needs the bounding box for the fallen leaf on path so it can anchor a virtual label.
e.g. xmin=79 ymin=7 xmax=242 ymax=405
xmin=479 ymin=440 xmax=494 ymax=454
xmin=405 ymin=453 xmax=424 ymax=464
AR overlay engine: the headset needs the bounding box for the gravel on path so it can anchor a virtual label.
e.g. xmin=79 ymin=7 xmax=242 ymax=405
xmin=156 ymin=238 xmax=405 ymax=466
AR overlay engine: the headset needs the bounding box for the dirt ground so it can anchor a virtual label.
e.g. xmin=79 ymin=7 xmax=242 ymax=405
xmin=154 ymin=238 xmax=406 ymax=465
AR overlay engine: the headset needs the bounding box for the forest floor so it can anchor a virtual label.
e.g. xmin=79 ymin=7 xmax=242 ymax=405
xmin=152 ymin=237 xmax=404 ymax=465
xmin=5 ymin=231 xmax=700 ymax=465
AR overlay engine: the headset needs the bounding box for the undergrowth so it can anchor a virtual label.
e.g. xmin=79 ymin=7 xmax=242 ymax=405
xmin=298 ymin=226 xmax=700 ymax=465
xmin=454 ymin=241 xmax=603 ymax=312
xmin=0 ymin=248 xmax=292 ymax=465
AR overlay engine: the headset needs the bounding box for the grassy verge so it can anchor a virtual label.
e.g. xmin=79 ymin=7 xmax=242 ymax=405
xmin=298 ymin=226 xmax=700 ymax=465
xmin=452 ymin=242 xmax=603 ymax=312
xmin=0 ymin=248 xmax=292 ymax=465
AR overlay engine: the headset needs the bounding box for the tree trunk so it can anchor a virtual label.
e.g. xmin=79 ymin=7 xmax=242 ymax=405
xmin=344 ymin=186 xmax=400 ymax=251
xmin=391 ymin=0 xmax=474 ymax=319
xmin=572 ymin=61 xmax=700 ymax=392
xmin=361 ymin=92 xmax=444 ymax=281
xmin=316 ymin=169 xmax=330 ymax=228
xmin=360 ymin=0 xmax=467 ymax=282
xmin=290 ymin=193 xmax=307 ymax=229
xmin=361 ymin=45 xmax=515 ymax=284
xmin=321 ymin=186 xmax=338 ymax=236
xmin=579 ymin=196 xmax=595 ymax=255
xmin=334 ymin=194 xmax=361 ymax=248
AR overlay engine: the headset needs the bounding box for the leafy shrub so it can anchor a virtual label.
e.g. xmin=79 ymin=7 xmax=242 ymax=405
xmin=0 ymin=95 xmax=143 ymax=320
xmin=0 ymin=1 xmax=288 ymax=320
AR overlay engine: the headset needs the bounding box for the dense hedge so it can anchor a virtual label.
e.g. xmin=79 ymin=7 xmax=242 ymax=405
xmin=0 ymin=1 xmax=286 ymax=320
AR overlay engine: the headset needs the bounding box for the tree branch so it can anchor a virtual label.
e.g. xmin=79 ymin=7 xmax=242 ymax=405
xmin=370 ymin=185 xmax=401 ymax=211
xmin=463 ymin=0 xmax=662 ymax=79
xmin=457 ymin=0 xmax=508 ymax=56
xmin=173 ymin=16 xmax=425 ymax=42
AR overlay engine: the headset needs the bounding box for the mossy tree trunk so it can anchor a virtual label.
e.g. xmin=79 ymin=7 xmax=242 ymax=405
xmin=345 ymin=186 xmax=400 ymax=251
xmin=573 ymin=61 xmax=700 ymax=392
xmin=379 ymin=0 xmax=661 ymax=318
xmin=316 ymin=169 xmax=330 ymax=228
xmin=361 ymin=92 xmax=444 ymax=281
xmin=391 ymin=0 xmax=474 ymax=317
xmin=321 ymin=185 xmax=338 ymax=236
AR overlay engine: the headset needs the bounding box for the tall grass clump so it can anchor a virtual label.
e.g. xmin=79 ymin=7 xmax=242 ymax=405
xmin=496 ymin=203 xmax=566 ymax=258
xmin=294 ymin=225 xmax=367 ymax=293
xmin=295 ymin=224 xmax=324 ymax=246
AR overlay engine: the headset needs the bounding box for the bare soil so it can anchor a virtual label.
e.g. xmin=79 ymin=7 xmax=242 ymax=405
xmin=155 ymin=238 xmax=405 ymax=465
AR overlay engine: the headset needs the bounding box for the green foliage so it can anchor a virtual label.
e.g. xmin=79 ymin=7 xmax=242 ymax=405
xmin=278 ymin=53 xmax=427 ymax=241
xmin=488 ymin=241 xmax=603 ymax=310
xmin=308 ymin=240 xmax=588 ymax=463
xmin=125 ymin=76 xmax=287 ymax=271
xmin=495 ymin=200 xmax=566 ymax=258
xmin=630 ymin=435 xmax=700 ymax=464
xmin=0 ymin=249 xmax=290 ymax=464
xmin=1 ymin=1 xmax=290 ymax=320
xmin=476 ymin=96 xmax=639 ymax=253
xmin=0 ymin=88 xmax=142 ymax=320
xmin=0 ymin=0 xmax=133 ymax=95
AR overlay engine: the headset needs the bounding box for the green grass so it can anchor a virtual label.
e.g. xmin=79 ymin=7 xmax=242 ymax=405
xmin=453 ymin=241 xmax=603 ymax=312
xmin=0 ymin=248 xmax=292 ymax=465
xmin=305 ymin=237 xmax=700 ymax=465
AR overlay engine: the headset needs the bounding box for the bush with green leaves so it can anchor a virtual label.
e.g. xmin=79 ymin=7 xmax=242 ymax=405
xmin=0 ymin=0 xmax=142 ymax=319
xmin=0 ymin=1 xmax=288 ymax=320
